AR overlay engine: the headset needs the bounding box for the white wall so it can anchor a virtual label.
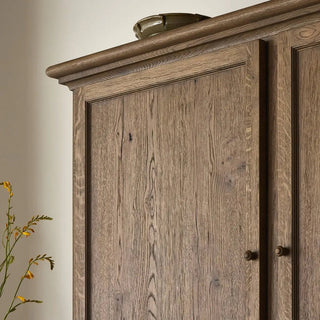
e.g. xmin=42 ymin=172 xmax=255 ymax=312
xmin=0 ymin=0 xmax=266 ymax=318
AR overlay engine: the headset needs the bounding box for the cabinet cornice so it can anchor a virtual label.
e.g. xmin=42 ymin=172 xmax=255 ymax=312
xmin=46 ymin=0 xmax=320 ymax=88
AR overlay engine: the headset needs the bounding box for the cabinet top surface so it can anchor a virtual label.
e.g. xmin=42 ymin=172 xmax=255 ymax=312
xmin=46 ymin=0 xmax=320 ymax=86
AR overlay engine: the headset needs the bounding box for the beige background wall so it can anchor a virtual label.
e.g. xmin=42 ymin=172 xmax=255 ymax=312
xmin=0 ymin=0 xmax=265 ymax=318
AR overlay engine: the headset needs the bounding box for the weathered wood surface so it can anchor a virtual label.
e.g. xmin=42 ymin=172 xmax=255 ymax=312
xmin=82 ymin=41 xmax=265 ymax=319
xmin=73 ymin=88 xmax=87 ymax=320
xmin=293 ymin=30 xmax=320 ymax=320
xmin=268 ymin=21 xmax=320 ymax=320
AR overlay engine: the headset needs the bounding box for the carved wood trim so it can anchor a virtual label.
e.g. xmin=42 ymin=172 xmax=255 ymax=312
xmin=80 ymin=43 xmax=249 ymax=103
xmin=46 ymin=0 xmax=320 ymax=88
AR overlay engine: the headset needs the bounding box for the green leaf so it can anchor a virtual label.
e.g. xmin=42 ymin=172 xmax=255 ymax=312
xmin=8 ymin=255 xmax=14 ymax=264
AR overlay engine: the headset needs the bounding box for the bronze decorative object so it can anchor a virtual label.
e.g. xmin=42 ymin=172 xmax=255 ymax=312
xmin=133 ymin=13 xmax=210 ymax=40
xmin=275 ymin=246 xmax=290 ymax=257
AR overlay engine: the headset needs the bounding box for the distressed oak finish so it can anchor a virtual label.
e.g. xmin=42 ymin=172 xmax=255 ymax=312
xmin=47 ymin=1 xmax=320 ymax=320
xmin=72 ymin=88 xmax=87 ymax=319
xmin=267 ymin=21 xmax=320 ymax=320
xmin=84 ymin=41 xmax=266 ymax=319
xmin=296 ymin=42 xmax=320 ymax=320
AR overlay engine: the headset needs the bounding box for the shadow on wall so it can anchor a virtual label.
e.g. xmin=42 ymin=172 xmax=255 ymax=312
xmin=0 ymin=1 xmax=72 ymax=319
xmin=0 ymin=1 xmax=31 ymax=317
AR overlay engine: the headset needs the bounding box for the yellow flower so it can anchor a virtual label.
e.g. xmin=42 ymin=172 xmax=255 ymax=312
xmin=22 ymin=231 xmax=30 ymax=237
xmin=3 ymin=181 xmax=11 ymax=193
xmin=24 ymin=270 xmax=34 ymax=279
xmin=17 ymin=296 xmax=26 ymax=303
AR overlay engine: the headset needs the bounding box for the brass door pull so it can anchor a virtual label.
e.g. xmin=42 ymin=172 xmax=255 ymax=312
xmin=244 ymin=250 xmax=257 ymax=261
xmin=275 ymin=246 xmax=289 ymax=257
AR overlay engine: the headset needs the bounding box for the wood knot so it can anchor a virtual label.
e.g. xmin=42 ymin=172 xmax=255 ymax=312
xmin=297 ymin=27 xmax=318 ymax=39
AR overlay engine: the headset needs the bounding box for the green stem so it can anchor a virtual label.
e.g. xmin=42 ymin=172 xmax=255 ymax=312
xmin=3 ymin=262 xmax=31 ymax=320
xmin=0 ymin=196 xmax=12 ymax=297
xmin=0 ymin=235 xmax=22 ymax=273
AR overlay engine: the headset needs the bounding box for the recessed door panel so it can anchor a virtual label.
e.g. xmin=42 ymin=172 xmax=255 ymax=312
xmin=83 ymin=41 xmax=266 ymax=319
xmin=295 ymin=43 xmax=320 ymax=320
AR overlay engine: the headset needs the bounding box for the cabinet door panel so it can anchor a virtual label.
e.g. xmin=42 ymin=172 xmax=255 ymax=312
xmin=74 ymin=40 xmax=266 ymax=320
xmin=297 ymin=43 xmax=320 ymax=320
xmin=270 ymin=22 xmax=320 ymax=320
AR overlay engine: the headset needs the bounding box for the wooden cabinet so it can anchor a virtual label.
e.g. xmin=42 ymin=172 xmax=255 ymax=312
xmin=47 ymin=1 xmax=320 ymax=319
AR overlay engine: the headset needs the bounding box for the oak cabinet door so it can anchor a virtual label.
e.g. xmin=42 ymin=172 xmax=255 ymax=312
xmin=73 ymin=40 xmax=267 ymax=319
xmin=269 ymin=22 xmax=320 ymax=320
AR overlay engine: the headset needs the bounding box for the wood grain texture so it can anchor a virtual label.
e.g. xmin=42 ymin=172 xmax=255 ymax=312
xmin=268 ymin=21 xmax=320 ymax=320
xmin=80 ymin=44 xmax=247 ymax=103
xmin=51 ymin=11 xmax=320 ymax=91
xmin=295 ymin=43 xmax=320 ymax=320
xmin=267 ymin=31 xmax=294 ymax=320
xmin=73 ymin=88 xmax=87 ymax=320
xmin=46 ymin=0 xmax=320 ymax=84
xmin=83 ymin=40 xmax=266 ymax=319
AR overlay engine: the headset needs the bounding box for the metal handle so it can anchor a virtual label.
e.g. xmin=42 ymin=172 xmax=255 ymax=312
xmin=275 ymin=246 xmax=289 ymax=257
xmin=244 ymin=250 xmax=257 ymax=261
